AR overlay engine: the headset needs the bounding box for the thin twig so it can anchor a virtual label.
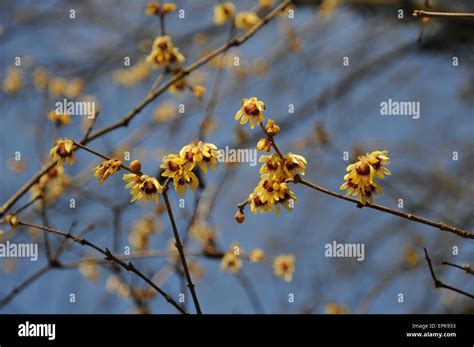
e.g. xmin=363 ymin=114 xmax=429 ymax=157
xmin=423 ymin=248 xmax=474 ymax=299
xmin=413 ymin=10 xmax=474 ymax=18
xmin=0 ymin=265 xmax=51 ymax=308
xmin=162 ymin=183 xmax=203 ymax=314
xmin=17 ymin=220 xmax=187 ymax=313
xmin=442 ymin=261 xmax=474 ymax=276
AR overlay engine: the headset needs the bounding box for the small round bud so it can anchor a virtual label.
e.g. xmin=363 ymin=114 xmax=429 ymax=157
xmin=130 ymin=160 xmax=142 ymax=173
xmin=257 ymin=138 xmax=271 ymax=152
xmin=234 ymin=210 xmax=245 ymax=224
xmin=266 ymin=119 xmax=280 ymax=136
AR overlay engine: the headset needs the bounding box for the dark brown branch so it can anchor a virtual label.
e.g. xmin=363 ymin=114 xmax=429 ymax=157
xmin=17 ymin=220 xmax=187 ymax=314
xmin=442 ymin=261 xmax=474 ymax=276
xmin=293 ymin=175 xmax=474 ymax=240
xmin=423 ymin=248 xmax=474 ymax=300
xmin=413 ymin=10 xmax=474 ymax=18
xmin=162 ymin=183 xmax=202 ymax=314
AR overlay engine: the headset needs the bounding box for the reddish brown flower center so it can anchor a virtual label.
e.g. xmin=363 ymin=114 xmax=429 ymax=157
xmin=356 ymin=163 xmax=370 ymax=176
xmin=185 ymin=152 xmax=194 ymax=161
xmin=57 ymin=143 xmax=70 ymax=157
xmin=158 ymin=42 xmax=168 ymax=51
xmin=168 ymin=161 xmax=180 ymax=171
xmin=263 ymin=180 xmax=273 ymax=192
xmin=143 ymin=181 xmax=157 ymax=194
xmin=244 ymin=103 xmax=260 ymax=116
xmin=266 ymin=161 xmax=278 ymax=171
xmin=47 ymin=167 xmax=59 ymax=178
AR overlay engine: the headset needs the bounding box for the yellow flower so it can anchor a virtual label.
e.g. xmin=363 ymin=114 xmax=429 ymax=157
xmin=364 ymin=150 xmax=391 ymax=178
xmin=256 ymin=175 xmax=290 ymax=204
xmin=47 ymin=110 xmax=71 ymax=126
xmin=2 ymin=67 xmax=23 ymax=94
xmin=123 ymin=174 xmax=162 ymax=203
xmin=235 ymin=97 xmax=265 ymax=129
xmin=282 ymin=153 xmax=307 ymax=179
xmin=259 ymin=154 xmax=283 ymax=180
xmin=248 ymin=191 xmax=273 ymax=214
xmin=173 ymin=170 xmax=199 ymax=196
xmin=129 ymin=217 xmax=162 ymax=251
xmin=235 ymin=11 xmax=261 ymax=30
xmin=214 ymin=2 xmax=235 ymax=25
xmin=146 ymin=2 xmax=176 ymax=15
xmin=93 ymin=159 xmax=122 ymax=183
xmin=50 ymin=138 xmax=75 ymax=166
xmin=146 ymin=36 xmax=185 ymax=68
xmin=259 ymin=0 xmax=273 ymax=9
xmin=4 ymin=214 xmax=19 ymax=228
xmin=249 ymin=248 xmax=265 ymax=263
xmin=192 ymin=85 xmax=206 ymax=99
xmin=64 ymin=78 xmax=84 ymax=98
xmin=48 ymin=77 xmax=67 ymax=98
xmin=33 ymin=67 xmax=48 ymax=91
xmin=160 ymin=153 xmax=186 ymax=177
xmin=273 ymin=254 xmax=295 ymax=282
xmin=257 ymin=138 xmax=272 ymax=152
xmin=79 ymin=258 xmax=100 ymax=282
xmin=31 ymin=165 xmax=69 ymax=203
xmin=404 ymin=247 xmax=419 ymax=268
xmin=145 ymin=2 xmax=161 ymax=15
xmin=220 ymin=252 xmax=242 ymax=273
xmin=340 ymin=151 xmax=390 ymax=205
xmin=190 ymin=223 xmax=215 ymax=245
xmin=325 ymin=302 xmax=349 ymax=314
xmin=179 ymin=141 xmax=220 ymax=174
xmin=266 ymin=119 xmax=280 ymax=136
xmin=274 ymin=188 xmax=297 ymax=216
xmin=154 ymin=102 xmax=177 ymax=123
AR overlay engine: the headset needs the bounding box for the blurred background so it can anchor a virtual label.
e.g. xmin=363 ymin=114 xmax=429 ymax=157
xmin=0 ymin=0 xmax=473 ymax=314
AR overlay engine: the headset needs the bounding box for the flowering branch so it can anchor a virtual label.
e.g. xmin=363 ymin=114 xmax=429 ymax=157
xmin=0 ymin=0 xmax=292 ymax=218
xmin=293 ymin=175 xmax=474 ymax=240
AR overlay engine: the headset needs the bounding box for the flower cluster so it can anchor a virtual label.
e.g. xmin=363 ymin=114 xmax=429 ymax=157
xmin=234 ymin=98 xmax=307 ymax=216
xmin=218 ymin=246 xmax=295 ymax=283
xmin=146 ymin=35 xmax=185 ymax=69
xmin=160 ymin=141 xmax=221 ymax=195
xmin=340 ymin=150 xmax=391 ymax=205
